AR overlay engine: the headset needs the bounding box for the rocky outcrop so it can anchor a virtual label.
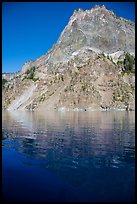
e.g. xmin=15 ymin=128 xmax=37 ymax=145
xmin=2 ymin=5 xmax=135 ymax=111
xmin=17 ymin=5 xmax=135 ymax=74
xmin=52 ymin=5 xmax=134 ymax=63
xmin=2 ymin=73 xmax=17 ymax=81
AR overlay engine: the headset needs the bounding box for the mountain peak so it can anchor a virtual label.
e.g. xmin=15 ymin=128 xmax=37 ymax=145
xmin=93 ymin=4 xmax=106 ymax=9
xmin=19 ymin=5 xmax=135 ymax=70
xmin=51 ymin=5 xmax=135 ymax=65
xmin=2 ymin=5 xmax=135 ymax=111
xmin=71 ymin=5 xmax=121 ymax=24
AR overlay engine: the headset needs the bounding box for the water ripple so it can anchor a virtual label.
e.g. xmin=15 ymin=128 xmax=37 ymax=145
xmin=2 ymin=111 xmax=135 ymax=202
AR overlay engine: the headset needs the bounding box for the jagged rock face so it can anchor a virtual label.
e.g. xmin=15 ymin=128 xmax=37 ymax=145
xmin=2 ymin=73 xmax=16 ymax=81
xmin=20 ymin=5 xmax=135 ymax=73
xmin=2 ymin=5 xmax=135 ymax=111
xmin=49 ymin=5 xmax=135 ymax=64
xmin=3 ymin=52 xmax=135 ymax=111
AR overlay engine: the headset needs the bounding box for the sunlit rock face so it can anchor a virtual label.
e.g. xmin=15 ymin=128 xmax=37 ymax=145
xmin=20 ymin=5 xmax=135 ymax=71
xmin=2 ymin=5 xmax=135 ymax=111
xmin=2 ymin=73 xmax=16 ymax=80
xmin=47 ymin=5 xmax=135 ymax=64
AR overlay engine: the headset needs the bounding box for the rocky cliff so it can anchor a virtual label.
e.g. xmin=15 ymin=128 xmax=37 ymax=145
xmin=2 ymin=5 xmax=135 ymax=111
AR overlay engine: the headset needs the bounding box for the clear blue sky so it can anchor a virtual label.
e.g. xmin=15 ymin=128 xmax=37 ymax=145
xmin=2 ymin=2 xmax=135 ymax=73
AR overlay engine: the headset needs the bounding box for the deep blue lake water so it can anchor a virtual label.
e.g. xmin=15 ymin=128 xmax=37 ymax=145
xmin=2 ymin=110 xmax=135 ymax=202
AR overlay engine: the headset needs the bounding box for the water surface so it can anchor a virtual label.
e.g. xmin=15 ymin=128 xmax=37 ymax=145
xmin=2 ymin=110 xmax=135 ymax=202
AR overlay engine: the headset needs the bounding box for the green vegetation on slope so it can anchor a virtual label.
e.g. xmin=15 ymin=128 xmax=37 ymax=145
xmin=124 ymin=52 xmax=135 ymax=73
xmin=2 ymin=78 xmax=8 ymax=88
xmin=117 ymin=52 xmax=135 ymax=74
xmin=23 ymin=66 xmax=39 ymax=81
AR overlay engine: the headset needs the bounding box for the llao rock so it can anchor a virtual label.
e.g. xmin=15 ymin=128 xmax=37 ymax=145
xmin=2 ymin=5 xmax=135 ymax=111
xmin=19 ymin=5 xmax=135 ymax=73
xmin=47 ymin=5 xmax=135 ymax=65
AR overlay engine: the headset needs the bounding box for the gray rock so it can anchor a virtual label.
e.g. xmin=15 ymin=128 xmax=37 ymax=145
xmin=19 ymin=5 xmax=135 ymax=72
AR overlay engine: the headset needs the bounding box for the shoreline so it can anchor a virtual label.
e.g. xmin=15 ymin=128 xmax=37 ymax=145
xmin=3 ymin=107 xmax=135 ymax=112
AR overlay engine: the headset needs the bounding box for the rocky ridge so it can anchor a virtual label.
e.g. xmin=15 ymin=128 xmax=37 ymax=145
xmin=2 ymin=5 xmax=135 ymax=111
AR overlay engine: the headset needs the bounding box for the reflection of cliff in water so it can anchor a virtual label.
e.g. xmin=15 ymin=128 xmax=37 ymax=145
xmin=2 ymin=111 xmax=135 ymax=171
xmin=2 ymin=110 xmax=135 ymax=132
